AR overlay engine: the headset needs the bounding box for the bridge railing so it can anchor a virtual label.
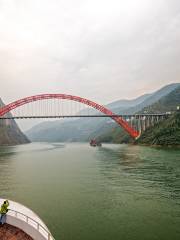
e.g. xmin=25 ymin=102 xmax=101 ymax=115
xmin=7 ymin=209 xmax=55 ymax=240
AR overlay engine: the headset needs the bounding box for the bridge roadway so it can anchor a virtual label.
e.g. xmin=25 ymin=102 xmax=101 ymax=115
xmin=0 ymin=113 xmax=170 ymax=119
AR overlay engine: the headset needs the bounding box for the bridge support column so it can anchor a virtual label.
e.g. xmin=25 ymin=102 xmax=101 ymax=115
xmin=151 ymin=116 xmax=154 ymax=127
xmin=141 ymin=117 xmax=145 ymax=131
xmin=138 ymin=116 xmax=142 ymax=135
xmin=146 ymin=116 xmax=150 ymax=128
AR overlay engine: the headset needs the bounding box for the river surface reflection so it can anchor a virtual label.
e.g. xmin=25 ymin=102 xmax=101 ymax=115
xmin=0 ymin=143 xmax=180 ymax=240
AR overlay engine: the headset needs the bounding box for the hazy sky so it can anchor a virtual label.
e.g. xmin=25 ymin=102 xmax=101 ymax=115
xmin=0 ymin=0 xmax=180 ymax=105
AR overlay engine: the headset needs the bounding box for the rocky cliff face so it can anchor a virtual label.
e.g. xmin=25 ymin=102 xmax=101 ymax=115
xmin=0 ymin=98 xmax=30 ymax=145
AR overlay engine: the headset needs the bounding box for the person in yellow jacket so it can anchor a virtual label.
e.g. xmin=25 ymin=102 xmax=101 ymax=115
xmin=0 ymin=200 xmax=9 ymax=225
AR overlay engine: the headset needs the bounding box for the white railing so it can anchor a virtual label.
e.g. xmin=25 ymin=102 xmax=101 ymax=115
xmin=7 ymin=209 xmax=55 ymax=240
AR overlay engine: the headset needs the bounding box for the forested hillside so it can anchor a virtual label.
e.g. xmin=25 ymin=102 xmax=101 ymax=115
xmin=96 ymin=86 xmax=180 ymax=145
xmin=136 ymin=112 xmax=180 ymax=146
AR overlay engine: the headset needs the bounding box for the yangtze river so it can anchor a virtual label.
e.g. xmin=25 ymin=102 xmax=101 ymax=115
xmin=0 ymin=143 xmax=180 ymax=240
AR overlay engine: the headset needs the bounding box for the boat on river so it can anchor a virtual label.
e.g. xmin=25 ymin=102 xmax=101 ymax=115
xmin=0 ymin=198 xmax=54 ymax=240
xmin=90 ymin=139 xmax=102 ymax=147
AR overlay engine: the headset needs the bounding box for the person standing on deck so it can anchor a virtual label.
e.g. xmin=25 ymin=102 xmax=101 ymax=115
xmin=0 ymin=200 xmax=9 ymax=225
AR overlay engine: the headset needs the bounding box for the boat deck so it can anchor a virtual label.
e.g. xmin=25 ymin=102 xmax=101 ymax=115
xmin=0 ymin=223 xmax=33 ymax=240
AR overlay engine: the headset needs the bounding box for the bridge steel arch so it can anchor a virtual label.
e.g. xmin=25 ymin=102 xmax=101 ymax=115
xmin=0 ymin=94 xmax=139 ymax=138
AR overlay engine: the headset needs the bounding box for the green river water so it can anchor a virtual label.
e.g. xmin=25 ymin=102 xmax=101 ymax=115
xmin=0 ymin=143 xmax=180 ymax=240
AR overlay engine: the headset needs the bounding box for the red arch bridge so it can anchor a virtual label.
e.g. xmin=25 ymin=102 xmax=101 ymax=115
xmin=0 ymin=94 xmax=170 ymax=139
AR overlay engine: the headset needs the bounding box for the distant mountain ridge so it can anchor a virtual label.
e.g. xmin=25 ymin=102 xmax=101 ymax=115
xmin=139 ymin=86 xmax=180 ymax=113
xmin=26 ymin=83 xmax=180 ymax=142
xmin=115 ymin=83 xmax=180 ymax=114
xmin=106 ymin=93 xmax=152 ymax=109
xmin=80 ymin=93 xmax=152 ymax=115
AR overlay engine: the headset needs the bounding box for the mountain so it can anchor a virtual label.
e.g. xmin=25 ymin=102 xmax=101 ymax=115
xmin=106 ymin=93 xmax=152 ymax=110
xmin=26 ymin=118 xmax=107 ymax=142
xmin=136 ymin=111 xmax=180 ymax=146
xmin=114 ymin=83 xmax=180 ymax=115
xmin=0 ymin=98 xmax=30 ymax=145
xmin=79 ymin=93 xmax=151 ymax=115
xmin=26 ymin=83 xmax=180 ymax=142
xmin=139 ymin=86 xmax=180 ymax=113
xmin=96 ymin=85 xmax=180 ymax=144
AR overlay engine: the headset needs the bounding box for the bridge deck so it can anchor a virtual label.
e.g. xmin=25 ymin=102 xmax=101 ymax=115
xmin=0 ymin=113 xmax=170 ymax=119
xmin=0 ymin=223 xmax=33 ymax=240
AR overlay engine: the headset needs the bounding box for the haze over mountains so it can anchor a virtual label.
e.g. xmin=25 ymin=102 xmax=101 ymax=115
xmin=25 ymin=83 xmax=180 ymax=142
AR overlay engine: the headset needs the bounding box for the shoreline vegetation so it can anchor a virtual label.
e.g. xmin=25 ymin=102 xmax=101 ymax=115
xmin=135 ymin=112 xmax=180 ymax=147
xmin=133 ymin=142 xmax=180 ymax=148
xmin=95 ymin=112 xmax=180 ymax=147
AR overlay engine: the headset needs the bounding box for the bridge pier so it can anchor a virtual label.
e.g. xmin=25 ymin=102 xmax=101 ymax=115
xmin=138 ymin=116 xmax=142 ymax=135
